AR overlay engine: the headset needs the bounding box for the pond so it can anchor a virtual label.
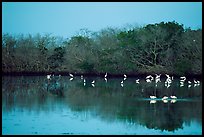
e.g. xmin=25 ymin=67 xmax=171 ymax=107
xmin=2 ymin=75 xmax=202 ymax=135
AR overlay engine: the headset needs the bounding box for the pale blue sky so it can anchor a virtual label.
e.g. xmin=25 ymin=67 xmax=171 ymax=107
xmin=2 ymin=2 xmax=202 ymax=38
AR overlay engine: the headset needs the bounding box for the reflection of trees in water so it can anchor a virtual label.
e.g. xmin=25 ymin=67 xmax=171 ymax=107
xmin=65 ymin=84 xmax=201 ymax=132
xmin=46 ymin=77 xmax=64 ymax=97
xmin=2 ymin=76 xmax=65 ymax=112
xmin=140 ymin=103 xmax=184 ymax=131
xmin=2 ymin=76 xmax=202 ymax=132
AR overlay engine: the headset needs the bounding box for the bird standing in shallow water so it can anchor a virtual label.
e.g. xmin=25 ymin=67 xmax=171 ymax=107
xmin=47 ymin=74 xmax=51 ymax=80
xmin=161 ymin=94 xmax=168 ymax=103
xmin=69 ymin=73 xmax=74 ymax=77
xmin=123 ymin=74 xmax=127 ymax=80
xmin=170 ymin=96 xmax=177 ymax=99
xmin=162 ymin=96 xmax=168 ymax=100
xmin=180 ymin=76 xmax=186 ymax=82
xmin=193 ymin=79 xmax=200 ymax=87
xmin=155 ymin=74 xmax=161 ymax=83
xmin=146 ymin=75 xmax=154 ymax=83
xmin=91 ymin=80 xmax=95 ymax=87
xmin=105 ymin=73 xmax=107 ymax=78
xmin=179 ymin=76 xmax=186 ymax=87
xmin=150 ymin=96 xmax=157 ymax=99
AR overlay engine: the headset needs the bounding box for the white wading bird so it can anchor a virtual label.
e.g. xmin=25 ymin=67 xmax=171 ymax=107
xmin=162 ymin=96 xmax=168 ymax=100
xmin=47 ymin=74 xmax=51 ymax=80
xmin=136 ymin=79 xmax=140 ymax=84
xmin=150 ymin=95 xmax=157 ymax=99
xmin=69 ymin=73 xmax=74 ymax=77
xmin=170 ymin=96 xmax=177 ymax=99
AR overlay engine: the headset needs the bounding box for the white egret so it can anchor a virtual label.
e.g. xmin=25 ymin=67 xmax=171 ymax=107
xmin=91 ymin=80 xmax=95 ymax=84
xmin=165 ymin=74 xmax=170 ymax=79
xmin=105 ymin=73 xmax=107 ymax=78
xmin=121 ymin=81 xmax=124 ymax=84
xmin=165 ymin=79 xmax=171 ymax=88
xmin=69 ymin=73 xmax=74 ymax=77
xmin=162 ymin=96 xmax=168 ymax=100
xmin=165 ymin=74 xmax=173 ymax=85
xmin=81 ymin=75 xmax=83 ymax=79
xmin=47 ymin=74 xmax=51 ymax=80
xmin=136 ymin=79 xmax=140 ymax=84
xmin=180 ymin=76 xmax=186 ymax=82
xmin=105 ymin=78 xmax=107 ymax=82
xmin=83 ymin=79 xmax=86 ymax=86
xmin=170 ymin=96 xmax=177 ymax=99
xmin=124 ymin=74 xmax=127 ymax=78
xmin=155 ymin=74 xmax=161 ymax=79
xmin=146 ymin=75 xmax=154 ymax=81
xmin=150 ymin=96 xmax=157 ymax=99
xmin=188 ymin=81 xmax=191 ymax=84
xmin=155 ymin=74 xmax=161 ymax=83
xmin=193 ymin=79 xmax=200 ymax=87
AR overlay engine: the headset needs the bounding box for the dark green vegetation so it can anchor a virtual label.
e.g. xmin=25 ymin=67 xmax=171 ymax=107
xmin=2 ymin=21 xmax=202 ymax=76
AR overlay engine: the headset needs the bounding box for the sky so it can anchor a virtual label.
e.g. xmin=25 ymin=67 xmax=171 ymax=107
xmin=2 ymin=2 xmax=202 ymax=38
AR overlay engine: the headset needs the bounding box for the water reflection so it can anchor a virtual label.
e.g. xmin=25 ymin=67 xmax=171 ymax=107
xmin=2 ymin=76 xmax=202 ymax=135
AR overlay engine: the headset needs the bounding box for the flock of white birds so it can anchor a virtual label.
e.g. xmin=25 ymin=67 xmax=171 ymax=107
xmin=47 ymin=73 xmax=201 ymax=103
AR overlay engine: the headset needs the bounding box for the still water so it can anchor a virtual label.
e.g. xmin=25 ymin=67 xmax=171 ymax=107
xmin=2 ymin=76 xmax=202 ymax=135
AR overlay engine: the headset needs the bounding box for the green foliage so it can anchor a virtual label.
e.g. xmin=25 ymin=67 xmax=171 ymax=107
xmin=78 ymin=61 xmax=95 ymax=73
xmin=174 ymin=60 xmax=193 ymax=75
xmin=2 ymin=21 xmax=202 ymax=75
xmin=48 ymin=47 xmax=65 ymax=71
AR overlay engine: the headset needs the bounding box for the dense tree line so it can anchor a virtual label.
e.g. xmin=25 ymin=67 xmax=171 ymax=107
xmin=2 ymin=21 xmax=202 ymax=75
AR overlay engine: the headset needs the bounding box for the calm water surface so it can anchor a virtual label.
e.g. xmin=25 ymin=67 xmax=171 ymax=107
xmin=2 ymin=76 xmax=202 ymax=135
